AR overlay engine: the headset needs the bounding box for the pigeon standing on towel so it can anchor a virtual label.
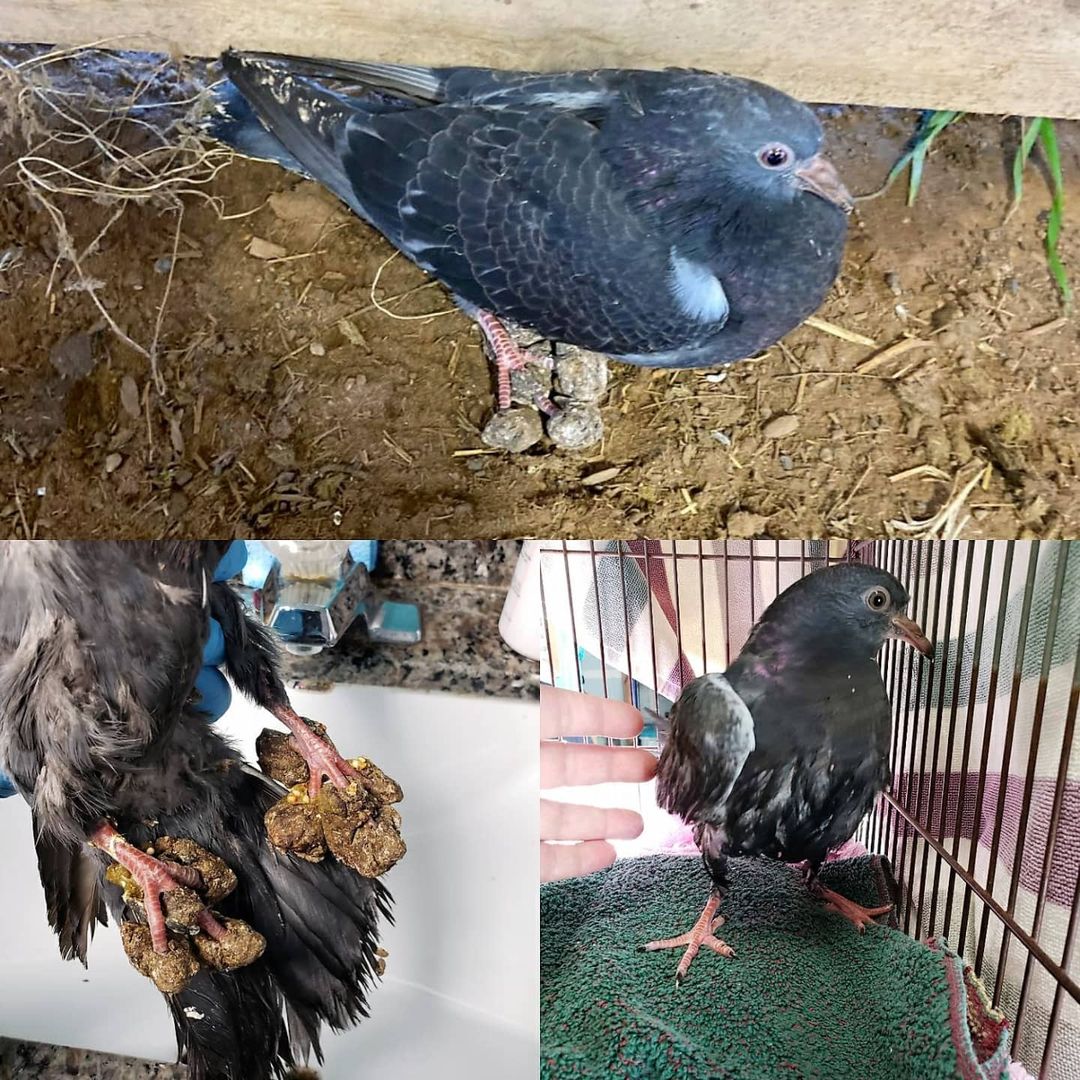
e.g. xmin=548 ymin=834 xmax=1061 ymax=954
xmin=0 ymin=542 xmax=403 ymax=1080
xmin=207 ymin=51 xmax=852 ymax=409
xmin=644 ymin=563 xmax=933 ymax=984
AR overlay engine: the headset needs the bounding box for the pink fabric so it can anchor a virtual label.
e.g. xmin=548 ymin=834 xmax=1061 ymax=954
xmin=656 ymin=821 xmax=870 ymax=863
xmin=622 ymin=541 xmax=696 ymax=700
xmin=889 ymin=771 xmax=1079 ymax=907
xmin=1007 ymin=1063 xmax=1036 ymax=1080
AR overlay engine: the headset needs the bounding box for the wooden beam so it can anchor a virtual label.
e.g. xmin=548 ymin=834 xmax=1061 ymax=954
xmin=4 ymin=0 xmax=1080 ymax=119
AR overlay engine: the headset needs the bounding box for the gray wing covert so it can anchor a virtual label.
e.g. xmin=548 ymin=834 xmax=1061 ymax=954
xmin=655 ymin=673 xmax=755 ymax=826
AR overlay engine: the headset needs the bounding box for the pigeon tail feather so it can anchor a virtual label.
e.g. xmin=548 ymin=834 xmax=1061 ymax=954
xmin=122 ymin=738 xmax=391 ymax=1076
xmin=213 ymin=51 xmax=372 ymax=218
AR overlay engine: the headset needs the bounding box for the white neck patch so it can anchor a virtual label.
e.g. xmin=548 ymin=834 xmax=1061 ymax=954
xmin=668 ymin=250 xmax=730 ymax=324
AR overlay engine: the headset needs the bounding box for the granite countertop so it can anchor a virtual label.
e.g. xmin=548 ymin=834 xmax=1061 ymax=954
xmin=281 ymin=540 xmax=537 ymax=700
xmin=0 ymin=1039 xmax=189 ymax=1080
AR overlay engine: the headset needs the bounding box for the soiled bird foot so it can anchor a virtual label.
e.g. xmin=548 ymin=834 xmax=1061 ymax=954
xmin=318 ymin=782 xmax=406 ymax=877
xmin=266 ymin=705 xmax=363 ymax=800
xmin=639 ymin=892 xmax=734 ymax=985
xmin=119 ymin=924 xmax=200 ymax=994
xmin=120 ymin=914 xmax=265 ymax=994
xmin=93 ymin=823 xmax=264 ymax=993
xmin=91 ymin=822 xmax=227 ymax=955
xmin=811 ymin=882 xmax=892 ymax=931
xmin=193 ymin=915 xmax=267 ymax=971
xmin=258 ymin=723 xmax=406 ymax=877
xmin=473 ymin=308 xmax=558 ymax=414
xmin=152 ymin=836 xmax=238 ymax=903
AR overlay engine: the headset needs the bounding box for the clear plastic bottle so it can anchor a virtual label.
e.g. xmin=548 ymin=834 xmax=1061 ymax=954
xmin=499 ymin=540 xmax=544 ymax=661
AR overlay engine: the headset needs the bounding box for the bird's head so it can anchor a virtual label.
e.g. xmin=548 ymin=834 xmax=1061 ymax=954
xmin=698 ymin=76 xmax=853 ymax=215
xmin=746 ymin=563 xmax=933 ymax=663
xmin=595 ymin=69 xmax=853 ymax=244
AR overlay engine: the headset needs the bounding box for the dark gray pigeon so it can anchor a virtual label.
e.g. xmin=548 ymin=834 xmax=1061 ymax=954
xmin=0 ymin=542 xmax=393 ymax=1080
xmin=207 ymin=51 xmax=852 ymax=409
xmin=644 ymin=562 xmax=932 ymax=984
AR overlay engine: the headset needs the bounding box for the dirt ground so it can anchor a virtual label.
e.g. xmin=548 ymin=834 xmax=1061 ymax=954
xmin=1 ymin=49 xmax=1077 ymax=539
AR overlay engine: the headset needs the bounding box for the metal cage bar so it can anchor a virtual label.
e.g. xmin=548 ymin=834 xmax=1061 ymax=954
xmin=539 ymin=540 xmax=1078 ymax=1075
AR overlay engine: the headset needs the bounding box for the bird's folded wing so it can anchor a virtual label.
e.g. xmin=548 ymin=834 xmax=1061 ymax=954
xmin=219 ymin=52 xmax=633 ymax=110
xmin=220 ymin=50 xmax=448 ymax=102
xmin=655 ymin=673 xmax=755 ymax=824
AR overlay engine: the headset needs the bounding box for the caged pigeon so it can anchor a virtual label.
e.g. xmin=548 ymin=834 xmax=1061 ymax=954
xmin=643 ymin=563 xmax=932 ymax=984
xmin=206 ymin=51 xmax=852 ymax=410
xmin=0 ymin=541 xmax=405 ymax=1079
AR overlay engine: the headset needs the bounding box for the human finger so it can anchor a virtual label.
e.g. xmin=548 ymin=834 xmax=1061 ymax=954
xmin=194 ymin=665 xmax=231 ymax=721
xmin=540 ymin=839 xmax=616 ymax=883
xmin=540 ymin=684 xmax=645 ymax=740
xmin=202 ymin=616 xmax=226 ymax=667
xmin=540 ymin=741 xmax=657 ymax=789
xmin=540 ymin=798 xmax=644 ymax=842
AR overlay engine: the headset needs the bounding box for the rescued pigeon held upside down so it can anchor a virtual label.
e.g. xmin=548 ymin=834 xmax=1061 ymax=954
xmin=645 ymin=563 xmax=932 ymax=984
xmin=207 ymin=52 xmax=852 ymax=410
xmin=0 ymin=542 xmax=404 ymax=1080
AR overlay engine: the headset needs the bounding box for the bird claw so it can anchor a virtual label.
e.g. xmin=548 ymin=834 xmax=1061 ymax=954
xmin=93 ymin=823 xmax=227 ymax=955
xmin=814 ymin=883 xmax=892 ymax=931
xmin=640 ymin=893 xmax=734 ymax=983
xmin=263 ymin=705 xmax=361 ymax=799
xmin=472 ymin=308 xmax=553 ymax=411
xmin=300 ymin=737 xmax=361 ymax=800
xmin=646 ymin=929 xmax=734 ymax=986
xmin=533 ymin=393 xmax=562 ymax=418
xmin=91 ymin=822 xmax=258 ymax=993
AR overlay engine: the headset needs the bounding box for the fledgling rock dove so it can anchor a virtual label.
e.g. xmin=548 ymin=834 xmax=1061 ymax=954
xmin=0 ymin=542 xmax=403 ymax=1080
xmin=206 ymin=51 xmax=852 ymax=414
xmin=643 ymin=563 xmax=932 ymax=984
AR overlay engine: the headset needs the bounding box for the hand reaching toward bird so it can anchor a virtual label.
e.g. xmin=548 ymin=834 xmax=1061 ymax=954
xmin=540 ymin=685 xmax=657 ymax=883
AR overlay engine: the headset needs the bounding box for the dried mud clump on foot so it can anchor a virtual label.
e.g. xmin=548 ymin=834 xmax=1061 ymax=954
xmin=258 ymin=725 xmax=406 ymax=877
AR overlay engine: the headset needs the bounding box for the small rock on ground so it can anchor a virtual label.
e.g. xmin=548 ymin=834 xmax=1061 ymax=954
xmin=510 ymin=362 xmax=554 ymax=408
xmin=553 ymin=349 xmax=609 ymax=402
xmin=481 ymin=408 xmax=544 ymax=452
xmin=547 ymin=403 xmax=604 ymax=450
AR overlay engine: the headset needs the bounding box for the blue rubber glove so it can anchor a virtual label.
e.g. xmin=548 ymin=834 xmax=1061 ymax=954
xmin=0 ymin=540 xmax=249 ymax=798
xmin=193 ymin=540 xmax=249 ymax=721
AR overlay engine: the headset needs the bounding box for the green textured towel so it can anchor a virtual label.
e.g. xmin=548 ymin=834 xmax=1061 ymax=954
xmin=540 ymin=854 xmax=1012 ymax=1080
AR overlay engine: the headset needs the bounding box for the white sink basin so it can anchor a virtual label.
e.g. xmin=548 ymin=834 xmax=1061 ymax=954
xmin=0 ymin=684 xmax=538 ymax=1079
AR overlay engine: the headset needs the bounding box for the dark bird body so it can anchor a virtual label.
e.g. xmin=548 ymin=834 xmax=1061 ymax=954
xmin=208 ymin=52 xmax=851 ymax=377
xmin=646 ymin=563 xmax=932 ymax=982
xmin=0 ymin=542 xmax=389 ymax=1079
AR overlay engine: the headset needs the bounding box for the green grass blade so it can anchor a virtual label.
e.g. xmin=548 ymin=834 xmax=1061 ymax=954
xmin=1009 ymin=116 xmax=1044 ymax=219
xmin=882 ymin=110 xmax=963 ymax=201
xmin=1037 ymin=119 xmax=1072 ymax=309
xmin=907 ymin=111 xmax=962 ymax=204
xmin=883 ymin=143 xmax=919 ymax=191
xmin=907 ymin=145 xmax=927 ymax=205
xmin=931 ymin=110 xmax=964 ymax=133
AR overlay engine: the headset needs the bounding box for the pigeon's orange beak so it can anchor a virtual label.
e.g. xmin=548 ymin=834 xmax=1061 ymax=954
xmin=888 ymin=612 xmax=934 ymax=658
xmin=795 ymin=154 xmax=853 ymax=213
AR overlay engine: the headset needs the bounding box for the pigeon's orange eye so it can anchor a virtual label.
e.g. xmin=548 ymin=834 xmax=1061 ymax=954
xmin=865 ymin=587 xmax=890 ymax=611
xmin=757 ymin=143 xmax=792 ymax=169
